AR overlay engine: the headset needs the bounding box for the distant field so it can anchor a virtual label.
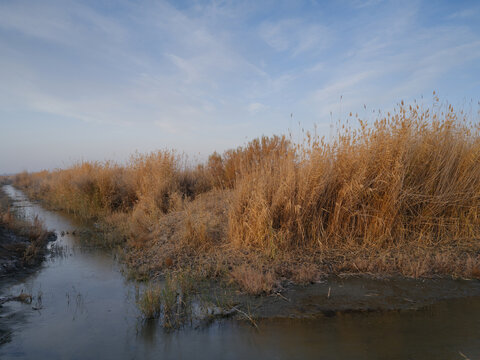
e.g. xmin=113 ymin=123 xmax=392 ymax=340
xmin=10 ymin=101 xmax=480 ymax=293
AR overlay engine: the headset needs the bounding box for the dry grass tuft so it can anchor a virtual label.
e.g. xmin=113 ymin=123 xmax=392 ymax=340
xmin=137 ymin=283 xmax=162 ymax=319
xmin=291 ymin=263 xmax=322 ymax=284
xmin=466 ymin=255 xmax=480 ymax=279
xmin=231 ymin=264 xmax=276 ymax=295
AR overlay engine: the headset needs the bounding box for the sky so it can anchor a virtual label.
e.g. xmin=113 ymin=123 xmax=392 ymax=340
xmin=1 ymin=0 xmax=480 ymax=174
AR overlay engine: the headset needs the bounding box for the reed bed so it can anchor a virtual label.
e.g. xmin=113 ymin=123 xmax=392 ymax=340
xmin=12 ymin=102 xmax=480 ymax=291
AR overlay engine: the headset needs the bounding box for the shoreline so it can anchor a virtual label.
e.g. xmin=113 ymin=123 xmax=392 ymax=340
xmin=0 ymin=187 xmax=56 ymax=278
xmin=242 ymin=274 xmax=480 ymax=319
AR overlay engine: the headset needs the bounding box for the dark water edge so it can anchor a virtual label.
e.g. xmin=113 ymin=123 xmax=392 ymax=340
xmin=1 ymin=185 xmax=479 ymax=360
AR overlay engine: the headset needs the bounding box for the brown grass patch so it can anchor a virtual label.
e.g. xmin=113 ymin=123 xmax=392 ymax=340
xmin=291 ymin=263 xmax=322 ymax=284
xmin=231 ymin=264 xmax=276 ymax=295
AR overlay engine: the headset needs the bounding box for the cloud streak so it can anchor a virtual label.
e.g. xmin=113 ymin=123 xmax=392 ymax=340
xmin=1 ymin=0 xmax=479 ymax=173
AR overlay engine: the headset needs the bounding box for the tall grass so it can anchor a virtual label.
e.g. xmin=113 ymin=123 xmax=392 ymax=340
xmin=230 ymin=103 xmax=480 ymax=252
xmin=12 ymin=101 xmax=480 ymax=283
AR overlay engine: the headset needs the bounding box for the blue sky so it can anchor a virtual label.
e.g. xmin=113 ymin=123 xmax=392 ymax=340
xmin=1 ymin=0 xmax=480 ymax=173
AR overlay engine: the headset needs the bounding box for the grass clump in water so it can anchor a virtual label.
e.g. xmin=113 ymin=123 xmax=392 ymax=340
xmin=137 ymin=271 xmax=197 ymax=328
xmin=137 ymin=283 xmax=162 ymax=320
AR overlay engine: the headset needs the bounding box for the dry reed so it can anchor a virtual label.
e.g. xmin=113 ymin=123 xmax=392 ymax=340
xmin=12 ymin=101 xmax=480 ymax=289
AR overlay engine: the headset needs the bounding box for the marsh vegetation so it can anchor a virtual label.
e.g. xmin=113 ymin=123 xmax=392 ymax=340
xmin=9 ymin=101 xmax=480 ymax=293
xmin=1 ymin=108 xmax=480 ymax=358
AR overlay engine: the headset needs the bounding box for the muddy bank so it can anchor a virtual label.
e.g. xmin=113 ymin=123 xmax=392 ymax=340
xmin=235 ymin=275 xmax=480 ymax=319
xmin=0 ymin=226 xmax=56 ymax=276
xmin=161 ymin=273 xmax=480 ymax=330
xmin=0 ymin=225 xmax=33 ymax=275
xmin=0 ymin=189 xmax=56 ymax=277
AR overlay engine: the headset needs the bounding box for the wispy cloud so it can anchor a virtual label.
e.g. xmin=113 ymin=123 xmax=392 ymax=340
xmin=448 ymin=6 xmax=479 ymax=19
xmin=301 ymin=1 xmax=480 ymax=120
xmin=247 ymin=102 xmax=268 ymax=114
xmin=1 ymin=0 xmax=479 ymax=173
xmin=259 ymin=18 xmax=331 ymax=56
xmin=0 ymin=0 xmax=266 ymax=132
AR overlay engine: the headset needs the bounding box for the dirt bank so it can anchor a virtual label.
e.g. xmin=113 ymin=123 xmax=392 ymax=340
xmin=0 ymin=188 xmax=56 ymax=277
xmin=0 ymin=225 xmax=55 ymax=276
xmin=240 ymin=275 xmax=480 ymax=319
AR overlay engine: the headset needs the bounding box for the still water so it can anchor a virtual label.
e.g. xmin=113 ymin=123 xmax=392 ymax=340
xmin=1 ymin=185 xmax=479 ymax=359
